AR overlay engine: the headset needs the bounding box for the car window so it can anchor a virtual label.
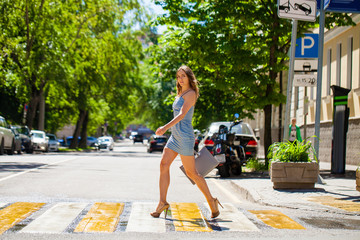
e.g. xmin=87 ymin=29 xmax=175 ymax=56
xmin=231 ymin=124 xmax=253 ymax=135
xmin=33 ymin=133 xmax=44 ymax=138
xmin=0 ymin=118 xmax=5 ymax=128
xmin=47 ymin=135 xmax=56 ymax=140
xmin=155 ymin=138 xmax=166 ymax=143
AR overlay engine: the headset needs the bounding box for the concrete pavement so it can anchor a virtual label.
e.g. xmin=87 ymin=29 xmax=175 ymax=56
xmin=229 ymin=162 xmax=360 ymax=214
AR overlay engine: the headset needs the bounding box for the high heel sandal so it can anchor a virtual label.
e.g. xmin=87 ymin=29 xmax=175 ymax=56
xmin=150 ymin=203 xmax=170 ymax=218
xmin=211 ymin=198 xmax=223 ymax=218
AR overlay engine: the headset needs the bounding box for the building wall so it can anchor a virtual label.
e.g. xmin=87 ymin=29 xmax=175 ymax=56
xmin=245 ymin=14 xmax=360 ymax=166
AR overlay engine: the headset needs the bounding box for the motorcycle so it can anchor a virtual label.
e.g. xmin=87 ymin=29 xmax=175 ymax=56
xmin=212 ymin=114 xmax=246 ymax=178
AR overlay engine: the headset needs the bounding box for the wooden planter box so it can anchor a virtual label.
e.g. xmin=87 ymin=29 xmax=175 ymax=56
xmin=270 ymin=162 xmax=319 ymax=189
xmin=356 ymin=169 xmax=360 ymax=192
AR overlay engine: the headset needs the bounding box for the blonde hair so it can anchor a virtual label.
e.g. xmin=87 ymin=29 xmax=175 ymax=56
xmin=176 ymin=65 xmax=199 ymax=98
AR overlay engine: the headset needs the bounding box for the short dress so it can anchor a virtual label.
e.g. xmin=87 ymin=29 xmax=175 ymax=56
xmin=165 ymin=95 xmax=195 ymax=156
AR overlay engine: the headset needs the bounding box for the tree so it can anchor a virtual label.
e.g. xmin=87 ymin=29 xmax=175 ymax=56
xmin=148 ymin=0 xmax=354 ymax=167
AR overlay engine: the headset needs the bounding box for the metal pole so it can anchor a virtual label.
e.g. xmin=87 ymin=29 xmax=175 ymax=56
xmin=314 ymin=0 xmax=325 ymax=162
xmin=283 ymin=19 xmax=298 ymax=141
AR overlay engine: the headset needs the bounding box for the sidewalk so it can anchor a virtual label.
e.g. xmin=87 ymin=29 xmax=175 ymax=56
xmin=230 ymin=162 xmax=360 ymax=213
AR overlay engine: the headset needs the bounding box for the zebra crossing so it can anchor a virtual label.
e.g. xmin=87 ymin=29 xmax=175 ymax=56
xmin=0 ymin=201 xmax=306 ymax=234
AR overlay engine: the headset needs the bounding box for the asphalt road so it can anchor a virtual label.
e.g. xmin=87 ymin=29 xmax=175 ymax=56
xmin=0 ymin=139 xmax=359 ymax=239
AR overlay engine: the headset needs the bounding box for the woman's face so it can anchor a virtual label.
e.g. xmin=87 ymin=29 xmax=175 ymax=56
xmin=176 ymin=69 xmax=189 ymax=88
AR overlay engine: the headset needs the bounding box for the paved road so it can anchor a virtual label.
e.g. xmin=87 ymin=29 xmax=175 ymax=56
xmin=0 ymin=139 xmax=359 ymax=239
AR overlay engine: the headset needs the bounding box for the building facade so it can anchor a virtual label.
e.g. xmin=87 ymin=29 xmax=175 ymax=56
xmin=248 ymin=14 xmax=360 ymax=166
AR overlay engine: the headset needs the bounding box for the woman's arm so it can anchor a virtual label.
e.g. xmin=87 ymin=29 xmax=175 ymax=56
xmin=155 ymin=91 xmax=196 ymax=136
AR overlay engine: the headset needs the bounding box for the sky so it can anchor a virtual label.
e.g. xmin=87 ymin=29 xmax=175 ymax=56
xmin=141 ymin=0 xmax=167 ymax=34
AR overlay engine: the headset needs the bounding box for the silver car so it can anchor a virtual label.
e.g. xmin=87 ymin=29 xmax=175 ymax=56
xmin=46 ymin=133 xmax=60 ymax=152
xmin=0 ymin=116 xmax=15 ymax=155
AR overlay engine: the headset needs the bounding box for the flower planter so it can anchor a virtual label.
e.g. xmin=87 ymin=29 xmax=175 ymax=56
xmin=270 ymin=162 xmax=319 ymax=189
xmin=356 ymin=169 xmax=360 ymax=192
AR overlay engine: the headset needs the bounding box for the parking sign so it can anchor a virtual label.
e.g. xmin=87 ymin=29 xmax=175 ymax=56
xmin=295 ymin=33 xmax=319 ymax=58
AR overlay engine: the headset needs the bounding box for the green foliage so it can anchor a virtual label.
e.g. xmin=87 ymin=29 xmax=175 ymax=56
xmin=267 ymin=137 xmax=318 ymax=163
xmin=245 ymin=158 xmax=268 ymax=172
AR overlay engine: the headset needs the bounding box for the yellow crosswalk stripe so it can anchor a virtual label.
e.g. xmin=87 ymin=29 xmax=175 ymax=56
xmin=74 ymin=202 xmax=124 ymax=233
xmin=306 ymin=196 xmax=360 ymax=212
xmin=170 ymin=202 xmax=212 ymax=232
xmin=249 ymin=210 xmax=305 ymax=230
xmin=0 ymin=202 xmax=45 ymax=234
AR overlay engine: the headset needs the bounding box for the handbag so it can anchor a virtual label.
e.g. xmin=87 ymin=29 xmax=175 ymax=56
xmin=180 ymin=147 xmax=221 ymax=185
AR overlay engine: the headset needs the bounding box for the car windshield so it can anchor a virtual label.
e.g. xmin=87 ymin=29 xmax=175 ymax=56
xmin=16 ymin=127 xmax=30 ymax=135
xmin=155 ymin=138 xmax=166 ymax=143
xmin=33 ymin=133 xmax=44 ymax=138
xmin=47 ymin=135 xmax=56 ymax=140
xmin=99 ymin=138 xmax=110 ymax=142
xmin=208 ymin=122 xmax=253 ymax=135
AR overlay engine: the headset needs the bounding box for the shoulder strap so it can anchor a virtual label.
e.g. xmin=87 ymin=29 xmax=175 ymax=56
xmin=180 ymin=89 xmax=193 ymax=98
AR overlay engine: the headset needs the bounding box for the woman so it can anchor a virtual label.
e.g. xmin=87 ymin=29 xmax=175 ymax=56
xmin=150 ymin=65 xmax=222 ymax=219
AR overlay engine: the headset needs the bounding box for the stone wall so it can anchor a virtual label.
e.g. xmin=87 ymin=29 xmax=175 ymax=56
xmin=256 ymin=118 xmax=360 ymax=166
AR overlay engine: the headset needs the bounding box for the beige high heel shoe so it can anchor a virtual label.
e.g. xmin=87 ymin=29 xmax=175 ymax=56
xmin=150 ymin=202 xmax=170 ymax=219
xmin=211 ymin=198 xmax=223 ymax=218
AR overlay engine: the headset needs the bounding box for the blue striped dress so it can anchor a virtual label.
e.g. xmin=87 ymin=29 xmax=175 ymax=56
xmin=165 ymin=95 xmax=195 ymax=156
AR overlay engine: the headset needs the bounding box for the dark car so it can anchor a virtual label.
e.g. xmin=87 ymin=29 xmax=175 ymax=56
xmin=279 ymin=2 xmax=290 ymax=13
xmin=199 ymin=121 xmax=259 ymax=162
xmin=147 ymin=135 xmax=168 ymax=153
xmin=133 ymin=134 xmax=144 ymax=144
xmin=295 ymin=3 xmax=311 ymax=15
xmin=10 ymin=127 xmax=22 ymax=154
xmin=11 ymin=125 xmax=33 ymax=153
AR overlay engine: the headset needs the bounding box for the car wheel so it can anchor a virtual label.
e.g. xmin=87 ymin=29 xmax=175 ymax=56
xmin=7 ymin=140 xmax=15 ymax=155
xmin=285 ymin=8 xmax=289 ymax=13
xmin=0 ymin=139 xmax=4 ymax=155
xmin=218 ymin=164 xmax=230 ymax=178
xmin=294 ymin=4 xmax=298 ymax=10
xmin=305 ymin=10 xmax=310 ymax=15
xmin=231 ymin=164 xmax=242 ymax=176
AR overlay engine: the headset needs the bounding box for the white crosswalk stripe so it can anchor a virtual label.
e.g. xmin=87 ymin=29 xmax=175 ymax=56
xmin=212 ymin=203 xmax=259 ymax=231
xmin=126 ymin=202 xmax=166 ymax=233
xmin=20 ymin=202 xmax=87 ymax=233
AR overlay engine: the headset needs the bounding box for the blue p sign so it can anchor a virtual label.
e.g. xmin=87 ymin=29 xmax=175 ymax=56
xmin=295 ymin=34 xmax=319 ymax=58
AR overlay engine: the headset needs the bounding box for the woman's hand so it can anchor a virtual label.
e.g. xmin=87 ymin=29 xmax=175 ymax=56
xmin=155 ymin=126 xmax=166 ymax=136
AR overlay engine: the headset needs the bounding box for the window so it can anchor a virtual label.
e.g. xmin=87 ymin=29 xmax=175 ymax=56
xmin=336 ymin=43 xmax=342 ymax=86
xmin=327 ymin=48 xmax=332 ymax=95
xmin=347 ymin=37 xmax=353 ymax=89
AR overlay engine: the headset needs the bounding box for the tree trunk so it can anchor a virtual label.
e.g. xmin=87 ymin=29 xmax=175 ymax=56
xmin=79 ymin=110 xmax=89 ymax=149
xmin=26 ymin=89 xmax=42 ymax=130
xmin=263 ymin=103 xmax=272 ymax=168
xmin=69 ymin=109 xmax=86 ymax=149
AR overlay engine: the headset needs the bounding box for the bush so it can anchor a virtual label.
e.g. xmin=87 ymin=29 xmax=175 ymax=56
xmin=245 ymin=158 xmax=268 ymax=171
xmin=267 ymin=138 xmax=317 ymax=163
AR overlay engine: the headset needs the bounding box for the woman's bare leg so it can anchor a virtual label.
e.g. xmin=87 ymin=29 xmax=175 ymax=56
xmin=180 ymin=154 xmax=217 ymax=213
xmin=156 ymin=147 xmax=178 ymax=211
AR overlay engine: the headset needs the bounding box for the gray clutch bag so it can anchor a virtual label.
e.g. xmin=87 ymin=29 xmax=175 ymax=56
xmin=180 ymin=147 xmax=220 ymax=185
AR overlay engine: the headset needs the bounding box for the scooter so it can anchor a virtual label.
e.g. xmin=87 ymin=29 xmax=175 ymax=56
xmin=212 ymin=114 xmax=246 ymax=178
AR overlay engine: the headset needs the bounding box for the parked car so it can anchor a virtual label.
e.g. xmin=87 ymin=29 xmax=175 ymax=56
xmin=0 ymin=116 xmax=15 ymax=155
xmin=10 ymin=127 xmax=22 ymax=154
xmin=133 ymin=134 xmax=144 ymax=144
xmin=199 ymin=121 xmax=259 ymax=162
xmin=294 ymin=3 xmax=311 ymax=15
xmin=87 ymin=136 xmax=98 ymax=147
xmin=147 ymin=135 xmax=168 ymax=153
xmin=98 ymin=136 xmax=114 ymax=150
xmin=11 ymin=125 xmax=33 ymax=153
xmin=31 ymin=130 xmax=49 ymax=152
xmin=46 ymin=134 xmax=59 ymax=152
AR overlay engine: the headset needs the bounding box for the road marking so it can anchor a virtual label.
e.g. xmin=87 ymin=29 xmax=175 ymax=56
xmin=20 ymin=202 xmax=87 ymax=233
xmin=0 ymin=157 xmax=79 ymax=183
xmin=126 ymin=202 xmax=166 ymax=233
xmin=249 ymin=210 xmax=305 ymax=229
xmin=306 ymin=196 xmax=360 ymax=212
xmin=0 ymin=202 xmax=45 ymax=234
xmin=74 ymin=202 xmax=124 ymax=233
xmin=170 ymin=202 xmax=212 ymax=232
xmin=0 ymin=203 xmax=7 ymax=208
xmin=209 ymin=203 xmax=259 ymax=231
xmin=209 ymin=179 xmax=242 ymax=204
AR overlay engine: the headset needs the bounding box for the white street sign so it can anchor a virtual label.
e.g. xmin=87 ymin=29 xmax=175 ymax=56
xmin=293 ymin=73 xmax=317 ymax=87
xmin=278 ymin=0 xmax=317 ymax=22
xmin=294 ymin=59 xmax=318 ymax=72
